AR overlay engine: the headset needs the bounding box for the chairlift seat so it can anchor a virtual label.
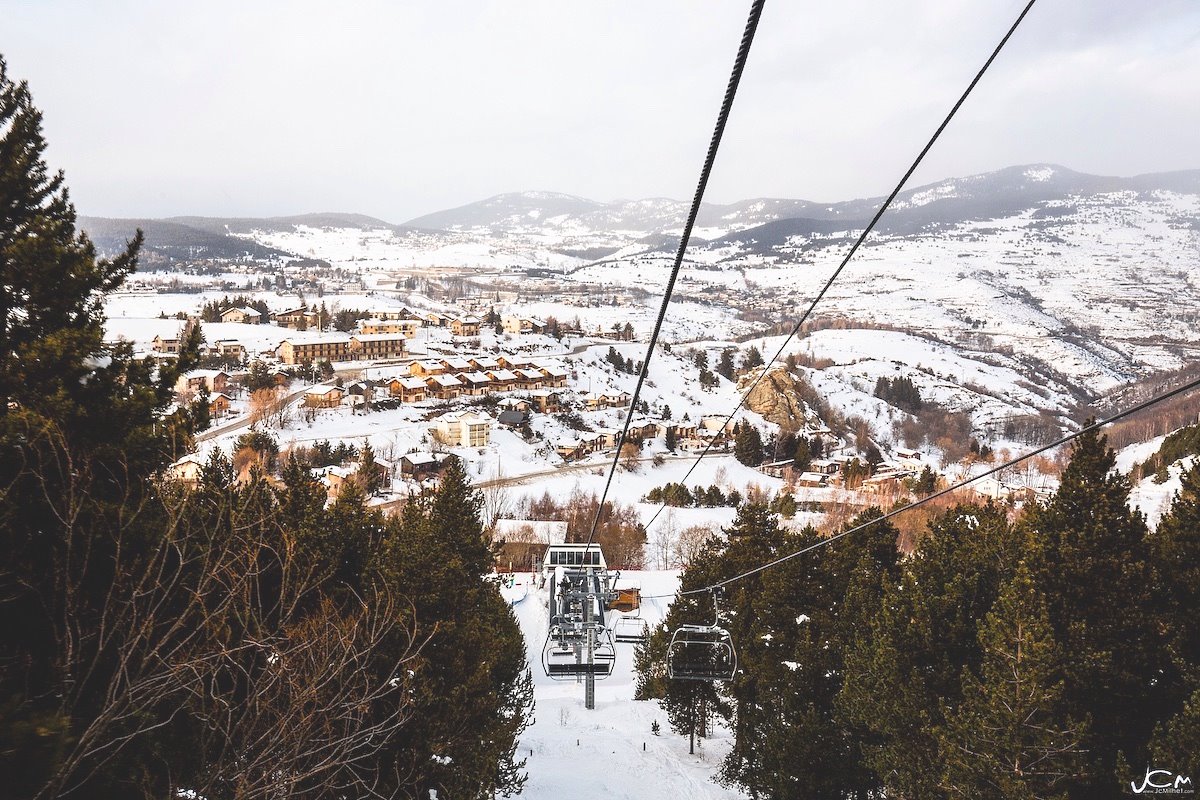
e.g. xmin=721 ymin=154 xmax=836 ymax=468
xmin=667 ymin=624 xmax=736 ymax=681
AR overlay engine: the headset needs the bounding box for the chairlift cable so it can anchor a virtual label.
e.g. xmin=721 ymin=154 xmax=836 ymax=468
xmin=582 ymin=0 xmax=768 ymax=555
xmin=644 ymin=0 xmax=1040 ymax=533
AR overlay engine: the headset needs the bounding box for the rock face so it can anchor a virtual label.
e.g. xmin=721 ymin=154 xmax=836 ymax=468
xmin=739 ymin=368 xmax=810 ymax=432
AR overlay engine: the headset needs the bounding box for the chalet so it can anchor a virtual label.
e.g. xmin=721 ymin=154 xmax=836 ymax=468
xmin=498 ymin=397 xmax=531 ymax=413
xmin=457 ymin=371 xmax=492 ymax=396
xmin=432 ymin=411 xmax=491 ymax=447
xmin=759 ymin=459 xmax=794 ymax=479
xmin=275 ymin=335 xmax=352 ymax=365
xmin=212 ymin=339 xmax=245 ymax=360
xmin=344 ymin=380 xmax=375 ymax=402
xmin=425 ymin=312 xmax=451 ymax=328
xmin=699 ymin=414 xmax=733 ymax=434
xmin=809 ymin=458 xmax=841 ymax=475
xmin=152 ymin=334 xmax=181 ymax=354
xmin=515 ymin=369 xmax=545 ymax=390
xmin=166 ymin=454 xmax=205 ymax=484
xmin=348 ymin=333 xmax=406 ymax=361
xmin=208 ymin=392 xmax=233 ymax=417
xmin=485 ymin=369 xmax=518 ymax=391
xmin=357 ymin=318 xmax=422 ymax=337
xmin=537 ymin=364 xmax=569 ymax=388
xmin=498 ymin=354 xmax=535 ymax=371
xmin=501 ymin=316 xmax=546 ymax=335
xmin=219 ymin=306 xmax=261 ymax=324
xmin=526 ymin=389 xmax=561 ymax=413
xmin=497 ymin=408 xmax=528 ymax=427
xmin=304 ymin=385 xmax=345 ymax=408
xmin=556 ymin=439 xmax=586 ymax=461
xmin=176 ymin=369 xmax=229 ymax=395
xmin=317 ymin=466 xmax=352 ymax=502
xmin=409 ymin=359 xmax=446 ymax=377
xmin=449 ymin=316 xmax=481 ymax=337
xmin=388 ymin=376 xmax=429 ymax=403
xmin=425 ymin=373 xmax=463 ymax=401
xmin=440 ymin=356 xmax=471 ymax=373
xmin=272 ymin=307 xmax=313 ymax=329
xmin=399 ymin=451 xmax=450 ymax=481
xmin=895 ymin=448 xmax=923 ymax=463
xmin=469 ymin=355 xmax=501 ymax=371
xmin=657 ymin=421 xmax=699 ymax=442
xmin=270 ymin=368 xmax=291 ymax=387
xmin=795 ymin=471 xmax=829 ymax=488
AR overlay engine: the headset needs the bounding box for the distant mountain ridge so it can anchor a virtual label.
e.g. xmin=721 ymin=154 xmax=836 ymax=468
xmin=80 ymin=164 xmax=1200 ymax=260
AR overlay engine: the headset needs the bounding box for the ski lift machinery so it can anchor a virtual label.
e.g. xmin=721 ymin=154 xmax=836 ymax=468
xmin=667 ymin=589 xmax=737 ymax=681
xmin=540 ymin=562 xmax=617 ymax=682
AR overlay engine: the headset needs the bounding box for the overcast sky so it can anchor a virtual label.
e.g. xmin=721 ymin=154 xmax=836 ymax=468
xmin=5 ymin=0 xmax=1198 ymax=223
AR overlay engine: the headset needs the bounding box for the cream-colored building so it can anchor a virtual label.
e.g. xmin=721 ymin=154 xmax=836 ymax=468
xmin=432 ymin=411 xmax=492 ymax=447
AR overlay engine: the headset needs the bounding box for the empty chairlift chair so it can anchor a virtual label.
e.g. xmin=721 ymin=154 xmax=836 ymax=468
xmin=541 ymin=567 xmax=617 ymax=680
xmin=666 ymin=589 xmax=737 ymax=681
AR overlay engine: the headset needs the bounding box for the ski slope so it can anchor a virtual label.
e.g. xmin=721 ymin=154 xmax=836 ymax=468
xmin=505 ymin=570 xmax=744 ymax=799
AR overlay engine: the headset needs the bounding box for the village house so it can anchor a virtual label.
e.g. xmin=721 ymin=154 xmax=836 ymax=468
xmin=501 ymin=316 xmax=546 ymax=335
xmin=456 ymin=371 xmax=493 ymax=396
xmin=515 ymin=369 xmax=545 ymax=390
xmin=219 ymin=306 xmax=261 ymax=324
xmin=425 ymin=312 xmax=451 ymax=328
xmin=497 ymin=354 xmax=535 ymax=371
xmin=485 ymin=369 xmax=518 ymax=391
xmin=526 ymin=388 xmax=561 ymax=413
xmin=432 ymin=410 xmax=492 ymax=447
xmin=152 ymin=334 xmax=181 ymax=354
xmin=212 ymin=339 xmax=245 ymax=361
xmin=440 ymin=356 xmax=471 ymax=373
xmin=808 ymin=458 xmax=842 ymax=475
xmin=166 ymin=454 xmax=205 ymax=484
xmin=497 ymin=408 xmax=528 ymax=427
xmin=272 ymin=307 xmax=320 ymax=330
xmin=469 ymin=355 xmax=501 ymax=371
xmin=409 ymin=359 xmax=446 ymax=377
xmin=449 ymin=316 xmax=481 ymax=337
xmin=304 ymin=385 xmax=345 ymax=408
xmin=388 ymin=376 xmax=429 ymax=403
xmin=537 ymin=364 xmax=569 ymax=388
xmin=176 ymin=369 xmax=229 ymax=395
xmin=425 ymin=373 xmax=463 ymax=401
xmin=795 ymin=471 xmax=829 ymax=488
xmin=399 ymin=451 xmax=450 ymax=481
xmin=368 ymin=307 xmax=416 ymax=321
xmin=208 ymin=392 xmax=233 ymax=417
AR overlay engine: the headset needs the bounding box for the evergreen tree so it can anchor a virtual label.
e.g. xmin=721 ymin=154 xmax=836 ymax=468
xmin=1022 ymin=428 xmax=1165 ymax=789
xmin=733 ymin=421 xmax=764 ymax=467
xmin=741 ymin=345 xmax=764 ymax=372
xmin=716 ymin=348 xmax=736 ymax=381
xmin=357 ymin=438 xmax=385 ymax=496
xmin=665 ymin=425 xmax=678 ymax=452
xmin=938 ymin=562 xmax=1087 ymax=800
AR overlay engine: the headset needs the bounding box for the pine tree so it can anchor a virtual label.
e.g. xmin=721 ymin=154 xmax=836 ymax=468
xmin=939 ymin=563 xmax=1087 ymax=800
xmin=717 ymin=348 xmax=736 ymax=381
xmin=734 ymin=421 xmax=764 ymax=466
xmin=741 ymin=345 xmax=764 ymax=371
xmin=1023 ymin=428 xmax=1164 ymax=786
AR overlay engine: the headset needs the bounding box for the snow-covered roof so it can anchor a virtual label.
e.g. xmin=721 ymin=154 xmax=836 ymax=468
xmin=487 ymin=369 xmax=518 ymax=381
xmin=517 ymin=369 xmax=544 ymax=379
xmin=470 ymin=356 xmax=500 ymax=369
xmin=428 ymin=374 xmax=463 ymax=387
xmin=393 ymin=376 xmax=428 ymax=390
xmin=441 ymin=357 xmax=471 ymax=370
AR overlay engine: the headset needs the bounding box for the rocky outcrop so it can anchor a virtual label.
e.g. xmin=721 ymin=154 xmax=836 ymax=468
xmin=739 ymin=368 xmax=810 ymax=432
